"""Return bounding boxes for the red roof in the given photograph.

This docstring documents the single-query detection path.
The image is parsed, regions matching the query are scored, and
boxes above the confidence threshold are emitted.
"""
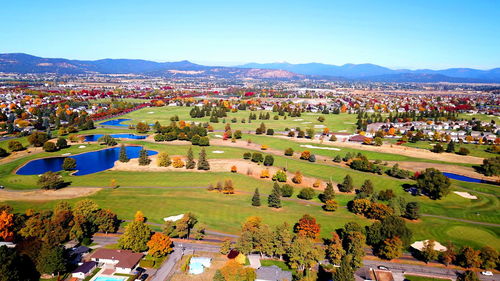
[349,135,370,142]
[89,248,143,269]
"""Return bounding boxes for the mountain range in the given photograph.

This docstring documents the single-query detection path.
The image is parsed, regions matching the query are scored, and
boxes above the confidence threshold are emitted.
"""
[1,53,499,83]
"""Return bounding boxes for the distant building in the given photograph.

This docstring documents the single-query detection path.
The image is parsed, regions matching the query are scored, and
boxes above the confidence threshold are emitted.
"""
[256,265,292,281]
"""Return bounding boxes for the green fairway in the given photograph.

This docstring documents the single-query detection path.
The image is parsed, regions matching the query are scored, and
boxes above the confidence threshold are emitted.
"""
[404,274,452,281]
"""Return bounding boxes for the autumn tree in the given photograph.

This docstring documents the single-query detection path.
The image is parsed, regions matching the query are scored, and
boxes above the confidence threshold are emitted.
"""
[219,259,256,281]
[220,239,232,255]
[326,232,345,265]
[176,212,198,239]
[416,168,451,199]
[157,152,171,167]
[135,210,145,222]
[378,236,403,260]
[0,210,14,241]
[458,271,480,281]
[292,171,303,184]
[294,214,320,239]
[28,131,48,147]
[479,246,498,270]
[223,179,235,194]
[421,240,439,263]
[118,220,152,252]
[287,235,325,273]
[147,232,173,257]
[457,246,482,268]
[37,171,65,190]
[439,241,456,266]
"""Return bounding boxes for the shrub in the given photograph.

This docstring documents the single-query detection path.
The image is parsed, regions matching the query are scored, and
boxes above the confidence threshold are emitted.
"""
[43,141,57,152]
[284,148,294,156]
[308,154,316,162]
[56,138,68,149]
[329,135,337,142]
[298,187,315,200]
[292,171,303,184]
[333,155,342,163]
[272,170,287,182]
[266,129,274,135]
[263,155,274,166]
[28,131,48,147]
[251,152,263,162]
[281,184,294,197]
[431,143,444,153]
[261,145,268,150]
[312,179,321,188]
[231,165,237,173]
[243,152,251,159]
[198,136,210,146]
[0,148,8,157]
[8,140,24,151]
[481,156,500,176]
[157,152,171,167]
[323,200,338,212]
[234,130,242,139]
[457,147,470,155]
[288,131,295,137]
[37,171,65,189]
[300,151,311,160]
[260,169,270,178]
[172,157,185,168]
[62,158,77,171]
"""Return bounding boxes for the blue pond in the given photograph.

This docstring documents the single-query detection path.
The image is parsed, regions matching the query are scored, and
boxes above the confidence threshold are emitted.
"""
[84,133,147,142]
[16,146,157,176]
[100,118,131,127]
[443,172,484,183]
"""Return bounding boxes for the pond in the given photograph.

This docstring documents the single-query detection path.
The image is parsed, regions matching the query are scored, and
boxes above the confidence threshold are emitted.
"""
[99,118,131,127]
[442,172,485,183]
[84,133,147,142]
[16,146,157,176]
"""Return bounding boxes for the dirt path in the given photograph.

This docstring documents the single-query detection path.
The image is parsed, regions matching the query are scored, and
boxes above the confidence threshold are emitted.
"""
[0,187,102,201]
[0,147,44,165]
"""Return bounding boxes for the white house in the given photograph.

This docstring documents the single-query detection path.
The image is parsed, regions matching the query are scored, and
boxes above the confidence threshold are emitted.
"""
[89,249,143,274]
[71,261,97,279]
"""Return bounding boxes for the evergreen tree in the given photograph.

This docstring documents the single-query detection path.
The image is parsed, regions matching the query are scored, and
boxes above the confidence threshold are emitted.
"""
[446,140,455,153]
[138,149,151,166]
[338,175,354,192]
[320,182,336,203]
[119,144,129,163]
[197,148,210,170]
[186,147,196,169]
[252,188,261,206]
[268,186,282,208]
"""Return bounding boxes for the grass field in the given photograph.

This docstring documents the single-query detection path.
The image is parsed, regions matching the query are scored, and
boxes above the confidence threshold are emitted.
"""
[391,140,498,159]
[98,106,359,133]
[404,274,452,281]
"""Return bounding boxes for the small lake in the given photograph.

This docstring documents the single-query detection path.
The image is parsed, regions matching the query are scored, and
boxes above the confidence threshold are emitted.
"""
[17,146,157,176]
[84,134,147,142]
[442,172,485,183]
[100,118,131,127]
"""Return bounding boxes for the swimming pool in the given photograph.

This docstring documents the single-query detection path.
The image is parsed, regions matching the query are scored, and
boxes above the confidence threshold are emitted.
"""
[93,276,127,281]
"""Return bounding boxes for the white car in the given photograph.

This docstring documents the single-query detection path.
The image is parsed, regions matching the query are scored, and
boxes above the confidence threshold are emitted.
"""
[481,271,493,276]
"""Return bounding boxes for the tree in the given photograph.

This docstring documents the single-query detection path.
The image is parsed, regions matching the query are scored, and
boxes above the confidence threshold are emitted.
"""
[176,212,198,239]
[147,232,173,257]
[251,188,261,206]
[219,259,256,281]
[481,156,500,176]
[334,255,355,281]
[404,202,420,220]
[136,122,150,133]
[28,131,48,147]
[333,154,342,162]
[458,271,480,281]
[272,170,287,182]
[323,200,338,212]
[8,140,24,152]
[287,235,325,272]
[94,209,119,233]
[440,241,456,266]
[197,148,210,170]
[298,188,315,200]
[281,184,294,197]
[348,199,372,214]
[284,147,294,156]
[251,152,263,163]
[98,135,117,146]
[119,144,129,163]
[43,141,57,152]
[138,149,151,165]
[320,182,335,203]
[0,148,8,157]
[220,239,232,255]
[457,147,470,155]
[338,175,354,192]
[223,179,235,194]
[292,171,303,184]
[294,214,320,239]
[421,240,439,263]
[359,179,374,195]
[213,269,226,281]
[36,244,66,276]
[446,140,455,153]
[378,236,403,260]
[56,137,68,149]
[0,210,14,241]
[185,147,196,169]
[263,155,274,166]
[267,186,282,208]
[118,220,152,252]
[157,152,171,167]
[326,233,345,265]
[479,246,498,269]
[135,210,145,222]
[0,245,39,281]
[431,143,444,153]
[416,168,451,199]
[62,157,77,171]
[272,222,293,260]
[374,137,383,146]
[37,172,65,190]
[458,246,482,268]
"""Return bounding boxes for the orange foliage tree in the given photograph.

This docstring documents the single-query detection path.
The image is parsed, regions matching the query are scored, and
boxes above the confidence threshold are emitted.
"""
[0,210,14,241]
[294,214,321,240]
[147,232,173,257]
[220,259,256,281]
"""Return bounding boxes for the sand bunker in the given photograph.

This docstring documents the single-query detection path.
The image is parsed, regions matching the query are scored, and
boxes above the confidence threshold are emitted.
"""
[300,144,341,151]
[214,135,223,138]
[0,187,101,201]
[293,119,304,121]
[454,191,478,199]
[301,122,312,124]
[78,145,86,148]
[148,112,155,114]
[212,151,224,154]
[314,125,326,128]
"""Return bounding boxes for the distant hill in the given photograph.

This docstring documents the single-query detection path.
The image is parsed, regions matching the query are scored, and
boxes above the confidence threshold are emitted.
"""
[238,62,500,82]
[0,53,499,82]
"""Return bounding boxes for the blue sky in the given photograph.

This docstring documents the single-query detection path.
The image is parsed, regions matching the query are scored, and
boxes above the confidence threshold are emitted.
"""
[1,0,499,69]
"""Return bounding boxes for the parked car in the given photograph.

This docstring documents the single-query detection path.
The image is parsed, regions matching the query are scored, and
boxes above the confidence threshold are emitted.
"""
[139,274,149,281]
[133,267,145,275]
[481,271,493,276]
[378,266,389,270]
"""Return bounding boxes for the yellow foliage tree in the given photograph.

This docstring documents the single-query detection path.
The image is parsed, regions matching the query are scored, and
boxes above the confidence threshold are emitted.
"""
[0,210,14,241]
[147,232,173,257]
[134,211,145,222]
[260,169,270,178]
[172,157,185,168]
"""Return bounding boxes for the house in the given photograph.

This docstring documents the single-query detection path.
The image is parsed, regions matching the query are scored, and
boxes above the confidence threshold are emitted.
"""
[349,134,370,143]
[71,261,97,279]
[256,265,292,281]
[89,249,143,274]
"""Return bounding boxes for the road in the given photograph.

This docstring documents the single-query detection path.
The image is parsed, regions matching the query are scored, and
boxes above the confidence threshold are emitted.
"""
[362,260,496,281]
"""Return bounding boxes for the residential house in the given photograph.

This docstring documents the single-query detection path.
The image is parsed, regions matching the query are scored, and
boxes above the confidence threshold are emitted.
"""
[256,265,293,281]
[89,248,143,274]
[71,261,97,279]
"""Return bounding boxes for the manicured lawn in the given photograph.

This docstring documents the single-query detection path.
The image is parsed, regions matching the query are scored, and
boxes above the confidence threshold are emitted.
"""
[404,274,451,281]
[396,140,497,159]
[260,259,293,272]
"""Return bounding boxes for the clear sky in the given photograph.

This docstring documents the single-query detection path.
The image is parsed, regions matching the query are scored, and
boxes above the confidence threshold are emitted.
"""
[1,0,499,69]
